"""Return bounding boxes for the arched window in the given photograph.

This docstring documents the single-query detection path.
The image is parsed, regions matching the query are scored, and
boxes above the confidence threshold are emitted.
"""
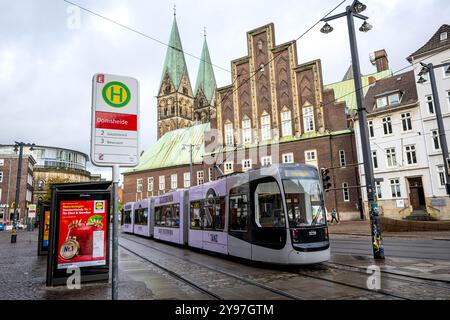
[281,110,292,137]
[165,85,171,95]
[183,87,188,95]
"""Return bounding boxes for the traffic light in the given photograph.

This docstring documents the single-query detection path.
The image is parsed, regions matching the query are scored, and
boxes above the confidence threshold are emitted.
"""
[321,168,332,192]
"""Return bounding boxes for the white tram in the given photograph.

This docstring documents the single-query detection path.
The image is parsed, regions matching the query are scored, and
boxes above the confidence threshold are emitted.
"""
[128,164,330,265]
[132,198,152,237]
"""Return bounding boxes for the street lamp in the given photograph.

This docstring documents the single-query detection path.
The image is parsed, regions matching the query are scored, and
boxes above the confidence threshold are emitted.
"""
[320,0,384,260]
[417,61,450,195]
[11,142,35,243]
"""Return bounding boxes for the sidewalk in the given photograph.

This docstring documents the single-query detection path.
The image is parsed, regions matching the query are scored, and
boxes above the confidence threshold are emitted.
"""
[329,220,450,240]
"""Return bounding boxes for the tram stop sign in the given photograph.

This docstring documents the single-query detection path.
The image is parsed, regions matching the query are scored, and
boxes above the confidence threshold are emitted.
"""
[91,74,139,167]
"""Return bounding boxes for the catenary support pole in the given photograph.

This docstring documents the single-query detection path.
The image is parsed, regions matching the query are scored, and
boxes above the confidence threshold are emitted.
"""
[346,7,384,259]
[112,164,120,300]
[11,143,23,244]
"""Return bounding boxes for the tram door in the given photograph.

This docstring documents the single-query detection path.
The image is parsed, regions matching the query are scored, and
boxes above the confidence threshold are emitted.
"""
[227,183,251,259]
[250,177,287,261]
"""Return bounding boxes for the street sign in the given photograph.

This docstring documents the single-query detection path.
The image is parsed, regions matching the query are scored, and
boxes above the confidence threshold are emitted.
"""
[91,74,139,167]
[28,204,37,219]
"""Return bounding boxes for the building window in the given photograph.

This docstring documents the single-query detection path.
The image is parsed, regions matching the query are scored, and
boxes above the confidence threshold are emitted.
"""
[438,166,446,186]
[372,150,378,169]
[261,156,272,167]
[224,162,233,174]
[401,112,412,131]
[242,118,252,144]
[426,95,434,114]
[382,117,393,135]
[445,65,450,78]
[0,159,4,166]
[303,106,315,132]
[447,91,450,107]
[26,190,32,202]
[242,159,252,171]
[224,122,234,146]
[197,171,204,185]
[0,171,3,182]
[37,180,45,190]
[405,145,417,165]
[432,130,440,150]
[27,174,33,186]
[208,167,213,182]
[390,179,401,198]
[159,176,165,191]
[368,121,374,138]
[376,96,388,108]
[376,181,382,199]
[183,172,191,188]
[171,174,177,189]
[282,153,294,164]
[137,178,143,193]
[342,183,350,202]
[386,148,397,167]
[281,110,292,137]
[148,177,154,192]
[305,150,318,168]
[339,150,346,167]
[388,94,400,105]
[441,32,448,41]
[261,115,271,140]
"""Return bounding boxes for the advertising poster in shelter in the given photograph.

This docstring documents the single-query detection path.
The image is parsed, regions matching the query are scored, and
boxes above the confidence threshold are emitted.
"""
[57,200,108,269]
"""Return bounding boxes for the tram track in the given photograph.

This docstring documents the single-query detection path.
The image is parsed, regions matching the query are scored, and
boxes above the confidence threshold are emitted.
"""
[120,235,304,300]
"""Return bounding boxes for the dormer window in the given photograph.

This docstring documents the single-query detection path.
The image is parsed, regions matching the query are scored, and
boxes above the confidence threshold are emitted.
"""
[440,32,448,41]
[376,97,388,108]
[388,93,400,105]
[376,92,401,108]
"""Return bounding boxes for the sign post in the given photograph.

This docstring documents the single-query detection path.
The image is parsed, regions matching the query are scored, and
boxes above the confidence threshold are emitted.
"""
[91,74,139,300]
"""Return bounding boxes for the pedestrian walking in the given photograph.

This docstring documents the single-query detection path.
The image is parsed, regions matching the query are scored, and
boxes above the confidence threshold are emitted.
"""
[330,208,339,224]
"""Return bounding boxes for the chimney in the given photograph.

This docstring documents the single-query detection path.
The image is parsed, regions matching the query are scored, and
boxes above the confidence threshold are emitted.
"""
[370,49,389,72]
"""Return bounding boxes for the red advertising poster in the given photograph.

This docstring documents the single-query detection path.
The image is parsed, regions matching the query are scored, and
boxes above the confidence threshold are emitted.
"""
[57,200,108,269]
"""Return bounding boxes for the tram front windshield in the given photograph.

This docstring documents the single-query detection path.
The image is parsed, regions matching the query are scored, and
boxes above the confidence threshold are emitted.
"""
[282,177,326,228]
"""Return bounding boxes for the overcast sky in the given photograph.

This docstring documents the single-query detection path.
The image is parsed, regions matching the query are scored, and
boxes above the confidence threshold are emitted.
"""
[1,0,449,181]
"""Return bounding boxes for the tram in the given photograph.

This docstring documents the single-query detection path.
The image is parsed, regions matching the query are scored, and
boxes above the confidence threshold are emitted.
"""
[128,164,330,265]
[133,198,152,237]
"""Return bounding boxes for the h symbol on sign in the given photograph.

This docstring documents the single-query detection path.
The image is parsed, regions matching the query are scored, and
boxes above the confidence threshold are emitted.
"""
[110,86,123,102]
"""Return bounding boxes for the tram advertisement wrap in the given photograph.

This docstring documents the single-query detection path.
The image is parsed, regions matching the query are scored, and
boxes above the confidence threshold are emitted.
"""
[57,200,108,269]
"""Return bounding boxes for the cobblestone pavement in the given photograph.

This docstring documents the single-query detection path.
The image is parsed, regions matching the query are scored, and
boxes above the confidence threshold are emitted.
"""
[1,229,450,300]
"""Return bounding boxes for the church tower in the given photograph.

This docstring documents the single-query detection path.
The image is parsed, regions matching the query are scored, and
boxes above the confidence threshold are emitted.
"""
[157,14,194,138]
[193,33,217,124]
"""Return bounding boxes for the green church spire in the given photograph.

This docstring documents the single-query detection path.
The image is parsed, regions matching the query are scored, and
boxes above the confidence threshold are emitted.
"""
[194,35,216,103]
[160,15,189,90]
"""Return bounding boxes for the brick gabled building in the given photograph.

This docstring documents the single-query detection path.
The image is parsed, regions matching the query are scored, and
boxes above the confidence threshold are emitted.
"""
[124,20,363,220]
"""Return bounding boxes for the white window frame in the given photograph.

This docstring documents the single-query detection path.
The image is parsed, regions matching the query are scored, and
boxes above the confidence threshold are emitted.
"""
[438,166,446,187]
[0,159,4,166]
[261,115,271,141]
[242,159,252,171]
[208,167,213,182]
[405,145,417,165]
[444,63,450,78]
[242,118,252,144]
[388,93,400,106]
[339,150,346,167]
[183,172,191,188]
[147,177,154,192]
[137,178,143,193]
[159,176,165,191]
[224,162,233,175]
[376,96,388,108]
[368,120,374,138]
[372,150,378,169]
[440,32,448,41]
[342,182,350,202]
[171,174,177,189]
[0,171,3,183]
[401,112,412,132]
[197,170,204,185]
[282,153,294,164]
[281,110,292,137]
[426,95,435,114]
[261,156,272,167]
[386,148,397,168]
[376,181,382,199]
[382,116,393,135]
[224,122,234,146]
[303,106,315,132]
[432,130,440,150]
[390,179,401,198]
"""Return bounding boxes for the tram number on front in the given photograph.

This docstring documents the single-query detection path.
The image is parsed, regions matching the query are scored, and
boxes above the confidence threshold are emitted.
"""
[210,234,218,243]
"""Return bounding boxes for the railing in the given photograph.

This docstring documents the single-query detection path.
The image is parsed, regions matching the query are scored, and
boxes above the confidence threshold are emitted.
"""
[34,159,86,171]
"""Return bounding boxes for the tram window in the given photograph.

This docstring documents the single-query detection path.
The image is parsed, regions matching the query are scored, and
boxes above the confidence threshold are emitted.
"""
[203,201,214,230]
[155,204,180,228]
[254,180,286,228]
[229,194,249,231]
[124,210,132,224]
[190,201,203,229]
[134,207,148,225]
[214,197,226,230]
